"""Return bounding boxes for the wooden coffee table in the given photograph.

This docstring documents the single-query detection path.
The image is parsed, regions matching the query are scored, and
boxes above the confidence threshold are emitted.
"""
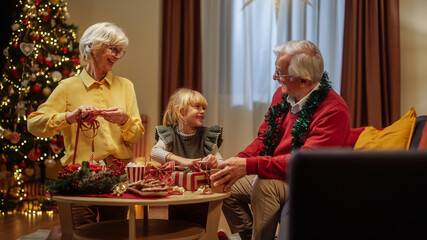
[53,191,230,240]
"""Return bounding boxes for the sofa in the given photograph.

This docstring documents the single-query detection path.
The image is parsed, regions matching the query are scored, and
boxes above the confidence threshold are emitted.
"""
[277,114,427,240]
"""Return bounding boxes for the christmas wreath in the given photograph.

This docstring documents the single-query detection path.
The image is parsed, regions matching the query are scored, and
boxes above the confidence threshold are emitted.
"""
[46,159,127,195]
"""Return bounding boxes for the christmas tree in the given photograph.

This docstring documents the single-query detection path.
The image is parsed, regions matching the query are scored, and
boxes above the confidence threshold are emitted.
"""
[0,0,81,209]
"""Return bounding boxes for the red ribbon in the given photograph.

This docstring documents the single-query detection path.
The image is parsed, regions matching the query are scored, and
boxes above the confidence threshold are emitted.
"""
[144,162,175,186]
[72,111,100,164]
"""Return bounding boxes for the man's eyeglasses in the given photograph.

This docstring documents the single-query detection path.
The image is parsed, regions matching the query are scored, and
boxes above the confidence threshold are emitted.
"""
[108,46,126,58]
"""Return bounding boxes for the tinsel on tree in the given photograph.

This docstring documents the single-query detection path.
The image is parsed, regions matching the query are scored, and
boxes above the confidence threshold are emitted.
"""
[0,0,81,189]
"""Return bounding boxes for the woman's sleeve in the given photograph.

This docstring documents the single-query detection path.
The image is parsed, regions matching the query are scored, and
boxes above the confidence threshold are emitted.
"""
[27,83,70,138]
[120,82,144,144]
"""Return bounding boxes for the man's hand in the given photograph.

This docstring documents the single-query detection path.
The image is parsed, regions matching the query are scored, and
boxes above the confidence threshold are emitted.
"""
[210,157,246,191]
[99,107,129,125]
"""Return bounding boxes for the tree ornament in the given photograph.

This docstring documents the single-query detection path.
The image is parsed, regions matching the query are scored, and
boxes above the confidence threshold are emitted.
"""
[30,73,36,81]
[42,86,52,97]
[25,167,35,176]
[44,157,56,168]
[0,125,4,138]
[11,23,20,31]
[16,100,27,116]
[59,36,68,44]
[30,63,40,72]
[3,129,12,139]
[49,135,64,153]
[0,154,7,164]
[32,83,42,93]
[62,68,69,76]
[3,48,9,57]
[51,71,62,82]
[62,47,68,54]
[12,164,19,171]
[20,56,27,63]
[9,132,20,144]
[19,42,34,56]
[28,148,41,161]
[8,86,15,95]
[20,161,27,168]
[36,54,45,63]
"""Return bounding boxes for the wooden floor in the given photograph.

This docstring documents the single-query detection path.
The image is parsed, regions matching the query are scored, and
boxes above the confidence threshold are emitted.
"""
[1,206,236,240]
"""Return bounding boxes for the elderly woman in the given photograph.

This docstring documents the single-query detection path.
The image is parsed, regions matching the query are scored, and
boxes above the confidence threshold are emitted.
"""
[27,22,144,238]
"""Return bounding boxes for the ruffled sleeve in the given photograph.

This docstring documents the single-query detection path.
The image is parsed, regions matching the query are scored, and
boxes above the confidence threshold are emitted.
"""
[155,126,175,150]
[203,125,223,155]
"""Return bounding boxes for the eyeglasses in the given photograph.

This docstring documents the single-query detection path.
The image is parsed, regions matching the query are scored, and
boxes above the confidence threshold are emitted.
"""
[108,46,126,58]
[274,71,294,79]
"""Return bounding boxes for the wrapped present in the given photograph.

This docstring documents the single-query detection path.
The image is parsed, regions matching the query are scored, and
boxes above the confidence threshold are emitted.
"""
[145,162,175,186]
[171,171,208,191]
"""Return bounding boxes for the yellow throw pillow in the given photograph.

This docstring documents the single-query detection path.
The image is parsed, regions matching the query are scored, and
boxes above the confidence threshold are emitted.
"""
[354,107,417,150]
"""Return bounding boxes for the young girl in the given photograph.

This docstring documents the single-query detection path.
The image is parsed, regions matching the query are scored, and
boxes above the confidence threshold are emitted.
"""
[150,88,223,226]
[151,88,223,169]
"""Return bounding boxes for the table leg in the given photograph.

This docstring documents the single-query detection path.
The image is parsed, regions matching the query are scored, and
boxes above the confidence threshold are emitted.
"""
[129,205,135,240]
[57,202,73,240]
[205,200,223,240]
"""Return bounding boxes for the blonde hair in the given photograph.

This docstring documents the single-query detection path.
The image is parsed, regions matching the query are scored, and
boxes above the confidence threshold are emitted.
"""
[162,88,208,130]
[273,40,324,84]
[79,22,129,61]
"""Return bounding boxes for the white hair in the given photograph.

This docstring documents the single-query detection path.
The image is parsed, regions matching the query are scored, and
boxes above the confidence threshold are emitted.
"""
[273,40,324,83]
[79,22,129,61]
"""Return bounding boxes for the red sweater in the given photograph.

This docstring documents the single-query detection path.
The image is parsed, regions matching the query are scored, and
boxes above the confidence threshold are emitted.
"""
[237,87,350,181]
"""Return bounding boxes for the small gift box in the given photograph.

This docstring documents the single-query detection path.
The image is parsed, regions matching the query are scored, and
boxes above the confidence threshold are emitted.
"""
[171,171,208,192]
[125,162,146,183]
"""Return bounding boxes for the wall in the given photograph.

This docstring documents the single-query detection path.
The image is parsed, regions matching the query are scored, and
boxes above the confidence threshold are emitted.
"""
[66,0,162,153]
[400,0,427,116]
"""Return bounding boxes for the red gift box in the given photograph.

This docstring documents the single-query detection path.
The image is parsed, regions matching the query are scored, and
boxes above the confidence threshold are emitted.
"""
[171,171,208,191]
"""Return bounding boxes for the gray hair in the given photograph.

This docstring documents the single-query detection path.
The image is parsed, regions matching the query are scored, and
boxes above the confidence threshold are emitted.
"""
[79,22,129,61]
[273,40,324,83]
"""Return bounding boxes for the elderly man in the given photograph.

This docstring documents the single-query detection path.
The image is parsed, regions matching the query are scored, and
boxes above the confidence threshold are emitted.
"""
[211,40,350,240]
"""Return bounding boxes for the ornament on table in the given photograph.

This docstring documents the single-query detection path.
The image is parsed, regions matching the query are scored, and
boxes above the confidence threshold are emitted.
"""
[42,86,52,97]
[19,42,34,57]
[28,148,41,161]
[51,71,62,82]
[16,100,27,117]
[24,167,35,177]
[32,83,42,93]
[11,23,20,31]
[44,157,56,168]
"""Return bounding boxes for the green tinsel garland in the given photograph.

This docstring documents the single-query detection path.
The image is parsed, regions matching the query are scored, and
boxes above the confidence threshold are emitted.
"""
[261,72,331,156]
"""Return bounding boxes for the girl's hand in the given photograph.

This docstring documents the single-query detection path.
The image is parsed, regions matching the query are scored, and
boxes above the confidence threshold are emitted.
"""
[66,105,98,124]
[201,154,218,168]
[99,107,129,125]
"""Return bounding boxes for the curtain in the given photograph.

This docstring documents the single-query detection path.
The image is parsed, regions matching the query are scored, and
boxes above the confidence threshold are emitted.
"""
[161,0,202,117]
[341,0,401,128]
[201,0,345,158]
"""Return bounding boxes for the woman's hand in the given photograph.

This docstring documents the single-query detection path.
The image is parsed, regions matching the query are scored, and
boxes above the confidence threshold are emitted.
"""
[66,105,98,124]
[99,107,130,125]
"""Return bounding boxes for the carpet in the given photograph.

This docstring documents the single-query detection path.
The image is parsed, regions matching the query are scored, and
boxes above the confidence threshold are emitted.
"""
[16,229,50,240]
